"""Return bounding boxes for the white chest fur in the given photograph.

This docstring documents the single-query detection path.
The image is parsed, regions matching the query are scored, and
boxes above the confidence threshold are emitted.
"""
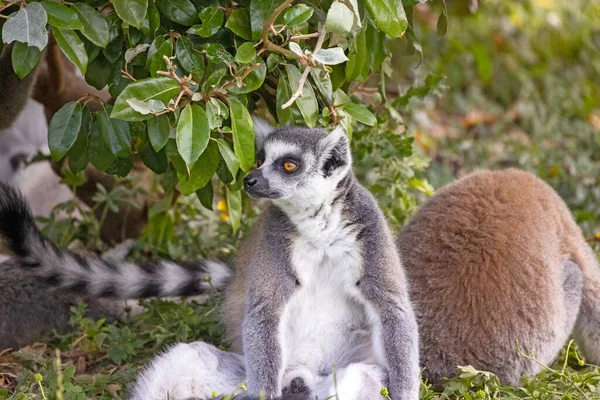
[278,203,376,387]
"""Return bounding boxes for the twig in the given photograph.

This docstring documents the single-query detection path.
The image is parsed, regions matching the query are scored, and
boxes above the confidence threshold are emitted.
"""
[281,66,311,109]
[121,69,136,81]
[261,0,304,62]
[281,25,326,109]
[75,93,106,105]
[290,32,319,41]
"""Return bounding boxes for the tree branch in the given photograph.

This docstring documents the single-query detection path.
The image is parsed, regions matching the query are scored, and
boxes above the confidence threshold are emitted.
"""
[281,25,326,110]
[261,0,305,62]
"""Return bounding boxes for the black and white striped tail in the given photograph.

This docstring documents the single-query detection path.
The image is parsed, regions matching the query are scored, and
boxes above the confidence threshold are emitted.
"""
[0,182,231,299]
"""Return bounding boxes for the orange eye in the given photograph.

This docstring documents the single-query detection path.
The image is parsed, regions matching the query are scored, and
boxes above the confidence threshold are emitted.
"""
[257,159,263,167]
[283,161,297,172]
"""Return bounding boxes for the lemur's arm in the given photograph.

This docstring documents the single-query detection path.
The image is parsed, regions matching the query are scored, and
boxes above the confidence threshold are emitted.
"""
[243,287,285,397]
[0,44,39,130]
[360,236,420,400]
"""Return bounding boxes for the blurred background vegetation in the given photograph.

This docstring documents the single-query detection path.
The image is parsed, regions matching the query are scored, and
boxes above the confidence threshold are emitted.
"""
[1,0,599,398]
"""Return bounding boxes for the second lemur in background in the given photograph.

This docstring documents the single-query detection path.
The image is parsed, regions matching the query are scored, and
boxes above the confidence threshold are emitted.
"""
[398,169,600,385]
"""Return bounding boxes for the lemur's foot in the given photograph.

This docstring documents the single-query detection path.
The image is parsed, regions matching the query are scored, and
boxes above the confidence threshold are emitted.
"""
[282,377,309,394]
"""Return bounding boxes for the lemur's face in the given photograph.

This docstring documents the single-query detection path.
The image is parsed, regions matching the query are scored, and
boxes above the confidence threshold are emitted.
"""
[243,120,351,207]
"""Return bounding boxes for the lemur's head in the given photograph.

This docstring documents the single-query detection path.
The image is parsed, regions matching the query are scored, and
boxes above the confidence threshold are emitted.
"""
[243,119,352,208]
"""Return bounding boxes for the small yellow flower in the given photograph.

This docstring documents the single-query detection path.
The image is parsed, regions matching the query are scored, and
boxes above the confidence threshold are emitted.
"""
[595,232,600,239]
[220,213,230,222]
[217,200,227,211]
[211,390,217,397]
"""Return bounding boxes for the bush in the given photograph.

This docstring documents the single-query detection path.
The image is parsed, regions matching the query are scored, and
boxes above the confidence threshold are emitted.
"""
[0,0,445,232]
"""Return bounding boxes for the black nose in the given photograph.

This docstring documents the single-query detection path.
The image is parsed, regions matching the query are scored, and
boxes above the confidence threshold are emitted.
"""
[244,177,258,187]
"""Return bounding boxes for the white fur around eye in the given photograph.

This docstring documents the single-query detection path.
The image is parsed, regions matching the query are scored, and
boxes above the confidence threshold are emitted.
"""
[264,141,301,163]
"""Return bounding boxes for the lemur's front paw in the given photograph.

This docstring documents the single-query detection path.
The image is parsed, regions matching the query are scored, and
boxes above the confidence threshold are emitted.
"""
[282,377,309,394]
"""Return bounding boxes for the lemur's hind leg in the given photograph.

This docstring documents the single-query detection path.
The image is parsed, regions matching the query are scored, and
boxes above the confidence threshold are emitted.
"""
[312,363,388,400]
[561,260,584,338]
[130,341,245,400]
[516,260,583,382]
[573,245,600,365]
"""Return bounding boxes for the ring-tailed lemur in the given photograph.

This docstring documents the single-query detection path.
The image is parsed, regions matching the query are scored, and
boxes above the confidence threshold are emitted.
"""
[0,182,231,349]
[130,122,420,400]
[398,169,600,385]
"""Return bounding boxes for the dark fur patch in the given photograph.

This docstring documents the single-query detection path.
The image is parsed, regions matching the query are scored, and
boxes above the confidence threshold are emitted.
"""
[72,253,91,270]
[68,280,89,295]
[178,280,201,297]
[45,273,62,286]
[322,140,348,177]
[138,282,162,298]
[98,282,118,297]
[0,182,36,257]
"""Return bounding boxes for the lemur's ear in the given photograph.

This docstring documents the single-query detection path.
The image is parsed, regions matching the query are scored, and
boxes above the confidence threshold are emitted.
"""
[252,116,276,150]
[319,126,351,177]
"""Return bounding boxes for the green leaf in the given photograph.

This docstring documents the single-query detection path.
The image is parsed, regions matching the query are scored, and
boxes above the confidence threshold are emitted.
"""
[88,122,116,171]
[226,187,242,233]
[127,99,167,114]
[175,36,204,77]
[342,102,377,126]
[145,36,165,70]
[195,181,213,210]
[325,2,354,35]
[217,139,240,178]
[41,1,82,29]
[283,4,313,27]
[187,6,223,38]
[234,42,256,64]
[48,102,83,161]
[309,67,333,104]
[2,3,48,50]
[229,97,255,172]
[125,43,150,63]
[161,163,178,192]
[141,1,160,36]
[150,40,172,77]
[97,104,132,157]
[155,0,199,26]
[202,43,233,65]
[177,140,219,195]
[52,27,88,74]
[139,143,168,174]
[206,97,228,130]
[85,54,112,90]
[68,105,91,173]
[113,0,148,29]
[103,37,123,63]
[437,0,448,38]
[229,57,266,94]
[285,64,318,127]
[147,114,171,152]
[276,74,296,125]
[72,3,109,47]
[345,27,367,82]
[201,68,227,93]
[11,42,41,79]
[249,0,284,41]
[365,0,408,38]
[105,154,134,177]
[111,77,180,121]
[176,104,210,166]
[225,8,252,40]
[313,48,348,65]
